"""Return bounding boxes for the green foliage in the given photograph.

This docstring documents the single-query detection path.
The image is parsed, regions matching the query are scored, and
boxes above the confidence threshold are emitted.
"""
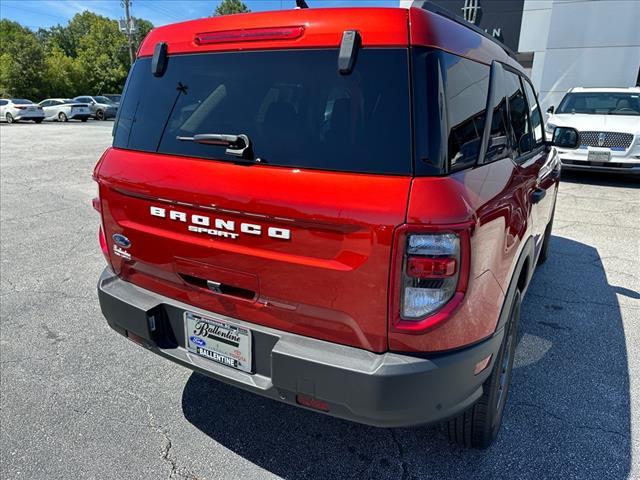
[0,13,154,100]
[214,0,251,16]
[0,20,47,99]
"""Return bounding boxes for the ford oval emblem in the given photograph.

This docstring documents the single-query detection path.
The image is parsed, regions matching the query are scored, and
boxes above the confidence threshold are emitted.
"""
[190,336,206,347]
[112,233,131,248]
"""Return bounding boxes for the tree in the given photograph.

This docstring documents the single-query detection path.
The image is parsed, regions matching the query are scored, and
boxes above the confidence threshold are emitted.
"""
[214,0,250,16]
[0,13,154,99]
[0,20,47,99]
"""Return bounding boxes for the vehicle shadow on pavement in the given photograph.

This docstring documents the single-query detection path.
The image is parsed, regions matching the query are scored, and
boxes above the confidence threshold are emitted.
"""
[561,170,640,188]
[182,236,631,479]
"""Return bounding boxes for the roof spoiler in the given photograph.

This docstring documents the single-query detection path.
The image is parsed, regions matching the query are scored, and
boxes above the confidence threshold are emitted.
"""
[411,0,518,61]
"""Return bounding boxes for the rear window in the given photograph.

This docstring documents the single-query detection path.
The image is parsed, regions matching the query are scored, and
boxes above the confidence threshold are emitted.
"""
[12,99,33,105]
[114,49,411,175]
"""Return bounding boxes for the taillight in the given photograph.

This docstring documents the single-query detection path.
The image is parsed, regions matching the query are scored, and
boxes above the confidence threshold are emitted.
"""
[14,106,26,110]
[390,226,471,333]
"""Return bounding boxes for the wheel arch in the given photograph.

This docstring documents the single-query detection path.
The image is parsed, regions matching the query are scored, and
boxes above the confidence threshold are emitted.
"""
[495,236,536,332]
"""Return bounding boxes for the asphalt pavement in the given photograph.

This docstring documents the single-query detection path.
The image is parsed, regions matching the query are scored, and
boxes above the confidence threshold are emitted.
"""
[1,121,639,479]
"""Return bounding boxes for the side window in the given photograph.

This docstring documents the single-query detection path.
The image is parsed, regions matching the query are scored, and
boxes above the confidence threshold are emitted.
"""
[440,53,490,172]
[504,71,532,156]
[522,80,544,146]
[483,66,512,164]
[0,100,7,106]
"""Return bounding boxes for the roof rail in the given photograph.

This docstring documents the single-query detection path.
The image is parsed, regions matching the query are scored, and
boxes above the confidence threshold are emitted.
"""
[411,0,518,61]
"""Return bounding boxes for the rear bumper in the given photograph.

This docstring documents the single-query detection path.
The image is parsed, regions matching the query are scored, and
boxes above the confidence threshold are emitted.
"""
[98,268,503,428]
[15,113,44,120]
[69,113,91,120]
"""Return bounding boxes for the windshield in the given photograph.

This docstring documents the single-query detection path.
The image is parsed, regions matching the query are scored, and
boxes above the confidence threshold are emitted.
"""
[13,99,33,105]
[95,96,113,104]
[556,92,640,116]
[113,49,411,175]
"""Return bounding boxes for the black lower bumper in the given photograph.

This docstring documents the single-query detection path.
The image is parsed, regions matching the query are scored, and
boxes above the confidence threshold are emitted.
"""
[561,158,640,174]
[98,268,504,428]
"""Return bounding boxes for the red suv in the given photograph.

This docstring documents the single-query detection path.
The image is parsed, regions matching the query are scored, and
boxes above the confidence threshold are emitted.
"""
[94,2,578,448]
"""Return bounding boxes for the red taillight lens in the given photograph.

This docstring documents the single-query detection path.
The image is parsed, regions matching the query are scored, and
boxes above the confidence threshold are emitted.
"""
[406,257,456,278]
[389,226,471,333]
[14,106,27,110]
[195,26,304,45]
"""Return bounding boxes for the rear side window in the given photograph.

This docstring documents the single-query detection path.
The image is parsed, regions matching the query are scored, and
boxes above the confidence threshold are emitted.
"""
[522,80,544,145]
[441,54,490,172]
[114,49,411,175]
[485,73,512,164]
[504,71,532,156]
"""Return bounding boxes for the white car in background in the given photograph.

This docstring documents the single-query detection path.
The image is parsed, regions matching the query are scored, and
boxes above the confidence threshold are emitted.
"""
[39,98,91,122]
[0,99,45,123]
[546,87,640,175]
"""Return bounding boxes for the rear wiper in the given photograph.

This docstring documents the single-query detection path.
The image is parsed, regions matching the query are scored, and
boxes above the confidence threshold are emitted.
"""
[177,133,253,160]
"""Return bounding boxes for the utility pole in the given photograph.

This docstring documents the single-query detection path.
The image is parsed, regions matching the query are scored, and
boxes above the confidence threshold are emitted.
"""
[120,0,136,65]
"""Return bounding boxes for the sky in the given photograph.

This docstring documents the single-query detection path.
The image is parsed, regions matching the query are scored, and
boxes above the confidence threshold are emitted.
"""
[0,0,400,30]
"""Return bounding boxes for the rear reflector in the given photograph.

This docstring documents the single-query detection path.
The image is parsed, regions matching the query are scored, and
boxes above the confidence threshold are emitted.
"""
[195,26,305,45]
[474,354,493,375]
[296,394,330,412]
[126,331,146,347]
[406,257,456,278]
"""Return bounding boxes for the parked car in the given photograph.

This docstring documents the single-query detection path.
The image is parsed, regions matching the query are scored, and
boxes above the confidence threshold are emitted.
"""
[102,94,121,107]
[0,99,44,123]
[39,98,91,122]
[546,87,640,174]
[73,95,117,120]
[93,3,579,449]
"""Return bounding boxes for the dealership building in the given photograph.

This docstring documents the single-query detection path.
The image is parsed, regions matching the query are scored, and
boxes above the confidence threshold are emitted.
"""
[401,0,640,109]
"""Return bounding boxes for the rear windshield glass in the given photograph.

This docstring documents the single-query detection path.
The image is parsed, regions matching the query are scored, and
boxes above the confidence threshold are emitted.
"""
[13,99,33,105]
[114,49,411,175]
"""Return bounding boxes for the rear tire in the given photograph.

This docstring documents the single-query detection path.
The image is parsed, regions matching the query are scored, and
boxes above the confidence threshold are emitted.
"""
[445,290,522,449]
[58,112,68,122]
[6,113,14,124]
[96,109,105,121]
[81,118,88,122]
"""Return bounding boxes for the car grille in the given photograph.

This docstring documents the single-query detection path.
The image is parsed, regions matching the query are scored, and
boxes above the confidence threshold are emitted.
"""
[578,131,634,149]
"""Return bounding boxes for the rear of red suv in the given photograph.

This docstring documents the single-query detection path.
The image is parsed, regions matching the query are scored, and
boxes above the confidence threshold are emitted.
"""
[95,5,565,448]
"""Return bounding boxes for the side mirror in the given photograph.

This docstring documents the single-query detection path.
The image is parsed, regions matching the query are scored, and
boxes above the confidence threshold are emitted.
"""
[546,105,555,114]
[550,126,579,149]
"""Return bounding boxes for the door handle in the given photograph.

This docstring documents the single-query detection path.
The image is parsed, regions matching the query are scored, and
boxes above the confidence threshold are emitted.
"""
[531,188,546,204]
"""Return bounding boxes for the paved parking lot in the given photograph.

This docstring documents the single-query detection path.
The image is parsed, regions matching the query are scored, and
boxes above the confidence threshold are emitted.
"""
[1,122,639,479]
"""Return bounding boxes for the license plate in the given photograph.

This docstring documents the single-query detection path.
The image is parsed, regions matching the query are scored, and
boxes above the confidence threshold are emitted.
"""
[27,107,35,111]
[587,150,611,162]
[184,312,252,373]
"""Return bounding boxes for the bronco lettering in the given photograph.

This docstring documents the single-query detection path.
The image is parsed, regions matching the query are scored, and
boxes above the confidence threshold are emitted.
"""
[150,206,290,240]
